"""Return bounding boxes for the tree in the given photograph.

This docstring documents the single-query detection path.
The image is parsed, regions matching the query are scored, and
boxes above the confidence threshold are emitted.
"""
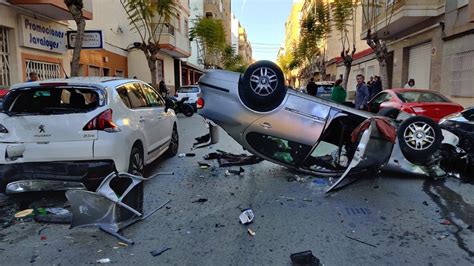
[189,17,226,69]
[221,46,247,73]
[65,0,85,77]
[362,0,395,90]
[299,1,331,80]
[331,0,358,89]
[121,0,177,88]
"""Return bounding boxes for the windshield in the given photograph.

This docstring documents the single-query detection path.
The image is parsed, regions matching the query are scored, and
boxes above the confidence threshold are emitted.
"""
[178,86,200,93]
[3,86,102,115]
[396,91,449,103]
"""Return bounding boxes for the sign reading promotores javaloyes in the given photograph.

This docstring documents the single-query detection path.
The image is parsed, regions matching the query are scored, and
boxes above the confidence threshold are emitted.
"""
[19,15,67,54]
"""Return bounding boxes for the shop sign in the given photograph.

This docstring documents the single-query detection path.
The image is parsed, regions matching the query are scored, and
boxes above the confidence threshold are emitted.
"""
[19,15,67,54]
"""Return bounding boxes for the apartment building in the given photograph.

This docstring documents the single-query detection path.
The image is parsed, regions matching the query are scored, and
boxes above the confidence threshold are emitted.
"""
[0,0,93,88]
[203,0,232,45]
[362,0,474,107]
[238,23,252,64]
[282,0,304,87]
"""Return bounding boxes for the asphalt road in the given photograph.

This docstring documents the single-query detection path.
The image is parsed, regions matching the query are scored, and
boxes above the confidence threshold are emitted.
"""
[0,114,473,265]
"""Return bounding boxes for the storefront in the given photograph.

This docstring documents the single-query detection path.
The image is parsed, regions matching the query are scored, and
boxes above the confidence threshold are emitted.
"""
[0,4,73,88]
[79,49,128,77]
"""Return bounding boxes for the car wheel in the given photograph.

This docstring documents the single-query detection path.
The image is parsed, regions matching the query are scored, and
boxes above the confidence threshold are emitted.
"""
[377,107,400,119]
[397,116,443,164]
[239,60,286,112]
[182,104,194,117]
[128,145,144,176]
[165,125,179,157]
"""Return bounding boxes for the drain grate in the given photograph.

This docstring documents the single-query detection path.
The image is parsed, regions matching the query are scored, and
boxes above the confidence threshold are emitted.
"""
[345,207,371,215]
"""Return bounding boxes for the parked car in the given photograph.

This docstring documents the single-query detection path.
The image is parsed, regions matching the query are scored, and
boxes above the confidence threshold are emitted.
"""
[368,88,464,122]
[439,107,474,181]
[176,85,201,111]
[196,61,470,192]
[0,77,178,194]
[314,81,335,99]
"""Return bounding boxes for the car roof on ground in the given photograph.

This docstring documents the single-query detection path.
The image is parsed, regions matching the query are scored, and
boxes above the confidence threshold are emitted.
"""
[10,77,140,89]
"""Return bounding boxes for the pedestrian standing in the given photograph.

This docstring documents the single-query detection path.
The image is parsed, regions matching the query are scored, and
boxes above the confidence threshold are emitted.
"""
[370,75,383,99]
[159,80,168,97]
[354,74,370,111]
[27,72,39,82]
[330,79,347,104]
[404,79,415,88]
[306,77,317,96]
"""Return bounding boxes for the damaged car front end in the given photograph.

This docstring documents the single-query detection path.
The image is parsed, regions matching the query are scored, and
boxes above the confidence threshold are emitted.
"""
[196,60,471,191]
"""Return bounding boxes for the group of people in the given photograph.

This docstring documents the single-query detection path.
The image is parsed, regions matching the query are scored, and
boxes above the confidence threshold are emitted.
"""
[304,74,417,111]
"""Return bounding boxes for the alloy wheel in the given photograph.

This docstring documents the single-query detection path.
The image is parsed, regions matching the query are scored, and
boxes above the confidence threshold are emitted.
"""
[249,67,278,96]
[403,121,436,150]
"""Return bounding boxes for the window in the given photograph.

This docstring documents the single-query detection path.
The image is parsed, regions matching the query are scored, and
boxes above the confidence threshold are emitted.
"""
[88,65,100,76]
[156,59,164,82]
[141,83,165,107]
[5,86,99,114]
[396,91,449,103]
[116,83,148,109]
[177,13,181,32]
[115,70,124,77]
[184,19,189,37]
[0,27,10,88]
[178,86,200,93]
[450,50,474,97]
[246,132,312,166]
[103,68,110,77]
[26,60,61,80]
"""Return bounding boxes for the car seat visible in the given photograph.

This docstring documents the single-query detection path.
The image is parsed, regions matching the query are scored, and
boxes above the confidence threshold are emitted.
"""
[69,93,85,108]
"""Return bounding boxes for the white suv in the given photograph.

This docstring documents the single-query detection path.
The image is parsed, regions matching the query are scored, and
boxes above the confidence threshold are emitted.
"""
[0,77,178,194]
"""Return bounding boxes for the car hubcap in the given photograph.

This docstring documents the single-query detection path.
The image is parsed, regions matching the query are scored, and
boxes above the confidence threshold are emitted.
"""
[250,67,278,96]
[132,152,144,176]
[403,122,435,150]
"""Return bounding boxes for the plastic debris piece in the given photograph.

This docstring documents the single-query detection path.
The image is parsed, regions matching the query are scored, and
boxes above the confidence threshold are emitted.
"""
[422,201,429,206]
[440,220,451,225]
[239,209,254,224]
[45,208,70,216]
[150,247,171,257]
[303,198,312,202]
[118,242,128,247]
[247,228,256,236]
[225,167,245,176]
[186,153,196,157]
[192,198,208,203]
[178,153,186,158]
[40,235,47,241]
[96,258,111,264]
[14,209,34,218]
[290,250,320,266]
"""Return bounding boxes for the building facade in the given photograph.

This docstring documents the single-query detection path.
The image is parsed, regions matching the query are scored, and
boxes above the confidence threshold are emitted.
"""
[238,22,252,64]
[362,0,474,107]
[203,0,232,45]
[231,13,239,55]
[0,0,93,88]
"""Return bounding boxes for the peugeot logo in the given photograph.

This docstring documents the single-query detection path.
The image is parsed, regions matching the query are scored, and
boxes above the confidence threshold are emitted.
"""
[39,125,45,133]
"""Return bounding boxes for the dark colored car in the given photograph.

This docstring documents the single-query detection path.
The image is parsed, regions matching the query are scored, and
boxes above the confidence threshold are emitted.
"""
[368,89,464,122]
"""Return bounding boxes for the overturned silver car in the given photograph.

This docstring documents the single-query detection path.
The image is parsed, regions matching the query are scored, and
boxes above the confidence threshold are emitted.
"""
[196,61,469,192]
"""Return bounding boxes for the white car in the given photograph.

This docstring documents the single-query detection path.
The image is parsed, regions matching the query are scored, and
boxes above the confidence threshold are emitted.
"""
[176,85,201,110]
[0,77,178,194]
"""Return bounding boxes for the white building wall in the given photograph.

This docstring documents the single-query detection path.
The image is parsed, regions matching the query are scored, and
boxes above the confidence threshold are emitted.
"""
[188,0,204,68]
[128,50,175,88]
[337,57,379,99]
[231,13,239,55]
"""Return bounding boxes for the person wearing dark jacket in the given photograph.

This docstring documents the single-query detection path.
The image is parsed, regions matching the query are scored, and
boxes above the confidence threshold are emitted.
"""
[354,74,370,110]
[159,80,168,97]
[370,75,383,99]
[330,79,346,104]
[306,78,317,96]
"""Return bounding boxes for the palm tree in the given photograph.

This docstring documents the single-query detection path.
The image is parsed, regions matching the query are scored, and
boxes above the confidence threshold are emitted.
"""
[121,0,177,88]
[64,0,85,77]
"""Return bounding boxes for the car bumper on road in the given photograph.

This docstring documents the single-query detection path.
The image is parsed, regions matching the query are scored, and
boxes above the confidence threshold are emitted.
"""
[0,160,115,194]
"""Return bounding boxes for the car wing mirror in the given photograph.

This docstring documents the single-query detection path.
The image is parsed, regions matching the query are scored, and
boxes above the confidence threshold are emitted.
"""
[192,120,220,150]
[165,98,173,112]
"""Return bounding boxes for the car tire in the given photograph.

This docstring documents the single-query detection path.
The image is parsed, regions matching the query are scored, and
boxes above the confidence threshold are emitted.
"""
[182,104,194,117]
[377,107,400,119]
[128,145,144,176]
[239,60,286,112]
[165,125,179,158]
[397,116,443,164]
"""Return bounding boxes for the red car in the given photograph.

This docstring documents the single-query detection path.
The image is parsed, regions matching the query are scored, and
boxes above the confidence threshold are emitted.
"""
[368,88,464,122]
[0,89,8,98]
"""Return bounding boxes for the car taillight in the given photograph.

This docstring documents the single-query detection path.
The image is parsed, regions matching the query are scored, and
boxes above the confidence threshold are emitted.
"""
[401,106,415,114]
[0,124,8,133]
[197,97,204,109]
[83,109,120,132]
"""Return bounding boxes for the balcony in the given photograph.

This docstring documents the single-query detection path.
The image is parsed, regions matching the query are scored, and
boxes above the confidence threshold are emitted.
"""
[8,0,93,20]
[362,0,444,39]
[158,25,191,58]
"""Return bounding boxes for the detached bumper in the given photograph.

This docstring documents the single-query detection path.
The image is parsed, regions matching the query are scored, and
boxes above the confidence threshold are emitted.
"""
[0,160,115,194]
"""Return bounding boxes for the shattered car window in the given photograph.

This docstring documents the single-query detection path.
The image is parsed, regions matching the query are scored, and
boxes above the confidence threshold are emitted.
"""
[246,132,311,165]
[461,108,474,121]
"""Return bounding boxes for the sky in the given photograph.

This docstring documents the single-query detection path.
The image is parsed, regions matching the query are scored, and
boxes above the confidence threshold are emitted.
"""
[231,0,294,62]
